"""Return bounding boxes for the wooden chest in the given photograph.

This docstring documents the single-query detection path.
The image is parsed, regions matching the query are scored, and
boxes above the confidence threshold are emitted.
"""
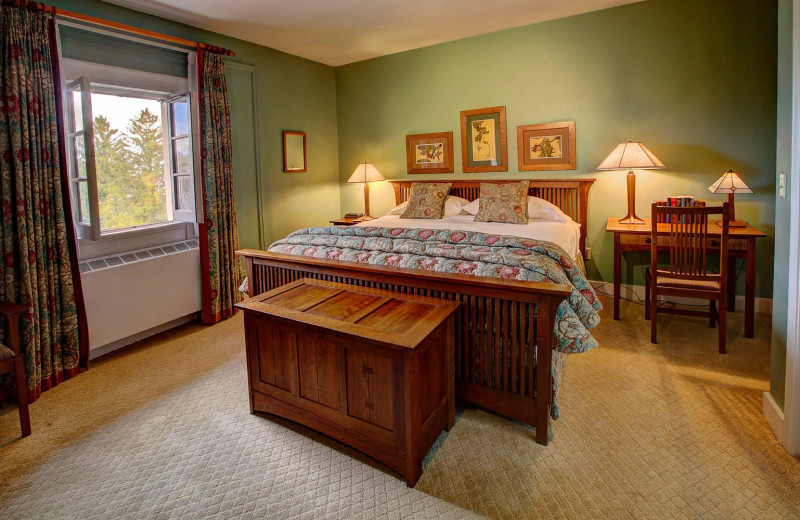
[236,278,460,486]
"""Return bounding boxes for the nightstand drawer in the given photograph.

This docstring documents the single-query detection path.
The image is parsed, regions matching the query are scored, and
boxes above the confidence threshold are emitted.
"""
[619,234,746,250]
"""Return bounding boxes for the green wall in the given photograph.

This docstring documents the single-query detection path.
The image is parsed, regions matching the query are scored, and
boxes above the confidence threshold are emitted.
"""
[772,0,793,410]
[50,0,341,249]
[335,0,778,298]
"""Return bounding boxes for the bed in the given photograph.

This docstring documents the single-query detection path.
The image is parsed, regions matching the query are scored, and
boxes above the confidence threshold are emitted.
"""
[237,179,597,445]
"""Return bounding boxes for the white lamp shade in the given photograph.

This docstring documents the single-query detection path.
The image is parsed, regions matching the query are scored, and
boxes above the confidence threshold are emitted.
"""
[347,162,385,183]
[708,169,753,194]
[597,141,666,170]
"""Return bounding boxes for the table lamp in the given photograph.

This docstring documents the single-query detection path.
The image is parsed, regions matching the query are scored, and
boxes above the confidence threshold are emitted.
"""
[708,169,752,227]
[347,162,385,221]
[597,141,666,225]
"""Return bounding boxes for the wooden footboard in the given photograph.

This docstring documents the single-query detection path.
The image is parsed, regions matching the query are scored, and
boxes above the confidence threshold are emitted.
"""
[237,249,571,445]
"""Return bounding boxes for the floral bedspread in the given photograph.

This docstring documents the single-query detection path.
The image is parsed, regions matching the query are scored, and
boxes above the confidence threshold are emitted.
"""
[268,225,602,354]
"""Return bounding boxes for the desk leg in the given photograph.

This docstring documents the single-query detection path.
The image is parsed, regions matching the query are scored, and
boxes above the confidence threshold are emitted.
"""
[727,256,736,313]
[613,233,621,321]
[745,238,755,338]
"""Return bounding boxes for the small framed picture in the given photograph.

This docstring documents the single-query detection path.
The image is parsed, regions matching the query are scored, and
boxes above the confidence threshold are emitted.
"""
[460,106,508,173]
[517,121,576,171]
[405,132,454,174]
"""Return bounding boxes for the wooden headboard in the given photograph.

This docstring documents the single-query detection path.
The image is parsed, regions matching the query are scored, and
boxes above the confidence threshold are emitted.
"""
[390,179,596,258]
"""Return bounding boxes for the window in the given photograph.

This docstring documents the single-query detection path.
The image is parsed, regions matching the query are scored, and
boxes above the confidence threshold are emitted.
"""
[57,23,200,251]
[65,77,196,240]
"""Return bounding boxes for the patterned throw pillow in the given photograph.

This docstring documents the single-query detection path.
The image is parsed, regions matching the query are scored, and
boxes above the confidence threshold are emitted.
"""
[400,183,452,219]
[473,181,529,224]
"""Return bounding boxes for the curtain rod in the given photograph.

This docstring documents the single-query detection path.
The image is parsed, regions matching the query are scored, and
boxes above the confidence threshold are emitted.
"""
[2,0,236,56]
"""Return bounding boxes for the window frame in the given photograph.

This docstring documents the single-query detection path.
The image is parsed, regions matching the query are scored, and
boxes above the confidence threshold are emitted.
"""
[163,93,196,224]
[57,58,201,259]
[65,77,101,241]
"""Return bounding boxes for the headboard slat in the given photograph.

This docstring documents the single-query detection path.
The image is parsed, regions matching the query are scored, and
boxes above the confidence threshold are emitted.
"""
[390,179,596,260]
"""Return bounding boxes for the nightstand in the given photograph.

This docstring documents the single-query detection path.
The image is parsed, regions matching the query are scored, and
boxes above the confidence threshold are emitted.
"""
[330,217,359,226]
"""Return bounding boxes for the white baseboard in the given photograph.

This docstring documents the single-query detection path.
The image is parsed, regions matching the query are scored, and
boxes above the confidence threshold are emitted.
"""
[763,391,786,445]
[89,313,199,360]
[590,280,772,315]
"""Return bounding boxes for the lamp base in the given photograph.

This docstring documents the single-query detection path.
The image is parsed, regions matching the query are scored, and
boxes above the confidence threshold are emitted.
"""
[618,171,645,225]
[353,215,375,223]
[716,220,747,228]
[618,215,646,225]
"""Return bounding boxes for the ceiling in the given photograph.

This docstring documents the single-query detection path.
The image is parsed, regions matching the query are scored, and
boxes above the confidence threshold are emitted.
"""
[102,0,642,67]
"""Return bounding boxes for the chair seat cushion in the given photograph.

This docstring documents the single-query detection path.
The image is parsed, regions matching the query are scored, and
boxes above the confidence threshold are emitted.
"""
[0,343,14,362]
[656,274,721,290]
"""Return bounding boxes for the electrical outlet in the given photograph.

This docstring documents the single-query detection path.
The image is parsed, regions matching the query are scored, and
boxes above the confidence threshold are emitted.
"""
[585,247,592,260]
[779,173,787,199]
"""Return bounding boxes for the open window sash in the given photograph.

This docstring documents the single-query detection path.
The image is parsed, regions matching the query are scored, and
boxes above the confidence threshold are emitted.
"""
[163,93,196,223]
[65,77,101,240]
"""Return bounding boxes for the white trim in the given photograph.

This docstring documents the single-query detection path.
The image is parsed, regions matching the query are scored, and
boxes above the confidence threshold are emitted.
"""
[782,0,800,457]
[590,281,773,314]
[77,221,196,261]
[61,58,188,97]
[763,391,786,445]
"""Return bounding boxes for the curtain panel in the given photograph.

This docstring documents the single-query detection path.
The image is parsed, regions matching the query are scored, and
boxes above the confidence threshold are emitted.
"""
[0,6,88,401]
[197,49,241,324]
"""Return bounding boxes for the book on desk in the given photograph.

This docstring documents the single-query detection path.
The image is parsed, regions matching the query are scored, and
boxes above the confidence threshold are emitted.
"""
[653,196,706,223]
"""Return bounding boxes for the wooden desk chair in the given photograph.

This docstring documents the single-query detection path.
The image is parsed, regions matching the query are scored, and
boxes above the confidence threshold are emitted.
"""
[645,202,730,353]
[0,302,31,437]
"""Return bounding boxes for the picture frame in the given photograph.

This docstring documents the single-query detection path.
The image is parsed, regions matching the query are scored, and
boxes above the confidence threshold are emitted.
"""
[405,131,454,174]
[460,106,507,173]
[516,121,576,171]
[283,130,307,172]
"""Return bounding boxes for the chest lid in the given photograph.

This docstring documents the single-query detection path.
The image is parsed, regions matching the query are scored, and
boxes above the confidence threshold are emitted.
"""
[236,278,459,349]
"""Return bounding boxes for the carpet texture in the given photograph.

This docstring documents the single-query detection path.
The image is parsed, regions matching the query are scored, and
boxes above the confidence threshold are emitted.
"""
[0,296,798,519]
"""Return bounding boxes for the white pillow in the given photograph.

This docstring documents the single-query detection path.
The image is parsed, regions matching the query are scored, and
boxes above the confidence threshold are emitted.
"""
[462,196,569,223]
[386,196,470,217]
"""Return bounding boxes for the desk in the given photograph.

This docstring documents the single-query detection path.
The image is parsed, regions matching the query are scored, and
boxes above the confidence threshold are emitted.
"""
[606,218,766,338]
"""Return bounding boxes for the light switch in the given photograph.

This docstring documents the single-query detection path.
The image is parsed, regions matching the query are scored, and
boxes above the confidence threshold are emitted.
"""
[779,173,787,198]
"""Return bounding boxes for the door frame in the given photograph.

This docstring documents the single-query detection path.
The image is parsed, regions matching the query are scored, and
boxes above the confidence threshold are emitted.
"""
[783,0,800,456]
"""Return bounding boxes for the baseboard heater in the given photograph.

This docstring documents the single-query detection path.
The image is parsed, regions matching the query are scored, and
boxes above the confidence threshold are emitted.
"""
[80,240,203,358]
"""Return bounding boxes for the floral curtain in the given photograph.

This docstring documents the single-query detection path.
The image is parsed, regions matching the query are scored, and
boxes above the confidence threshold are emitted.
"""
[197,49,241,324]
[0,5,88,402]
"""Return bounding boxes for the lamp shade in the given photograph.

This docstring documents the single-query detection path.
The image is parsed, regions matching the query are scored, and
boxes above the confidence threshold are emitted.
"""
[597,141,666,170]
[708,169,753,194]
[347,162,385,183]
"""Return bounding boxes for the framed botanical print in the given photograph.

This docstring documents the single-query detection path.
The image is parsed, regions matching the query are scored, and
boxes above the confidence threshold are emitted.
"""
[460,106,507,173]
[405,131,454,174]
[517,121,576,171]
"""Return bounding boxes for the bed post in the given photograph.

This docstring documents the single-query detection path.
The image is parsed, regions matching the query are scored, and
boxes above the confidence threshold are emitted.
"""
[242,254,255,297]
[535,297,555,445]
[578,181,592,259]
[391,182,403,205]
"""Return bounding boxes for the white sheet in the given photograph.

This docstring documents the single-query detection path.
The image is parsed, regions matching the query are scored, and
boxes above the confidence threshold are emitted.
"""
[355,214,582,260]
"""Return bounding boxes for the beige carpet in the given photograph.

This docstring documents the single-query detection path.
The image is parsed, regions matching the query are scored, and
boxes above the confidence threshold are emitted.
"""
[1,296,798,519]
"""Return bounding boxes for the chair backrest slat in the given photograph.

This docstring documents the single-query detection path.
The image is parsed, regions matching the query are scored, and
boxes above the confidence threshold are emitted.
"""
[651,203,730,280]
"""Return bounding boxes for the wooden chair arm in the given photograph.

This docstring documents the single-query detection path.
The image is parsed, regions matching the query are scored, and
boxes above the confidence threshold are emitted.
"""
[0,302,29,318]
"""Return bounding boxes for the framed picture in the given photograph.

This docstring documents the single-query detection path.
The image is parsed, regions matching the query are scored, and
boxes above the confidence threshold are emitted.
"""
[460,106,507,173]
[517,121,576,171]
[405,131,454,174]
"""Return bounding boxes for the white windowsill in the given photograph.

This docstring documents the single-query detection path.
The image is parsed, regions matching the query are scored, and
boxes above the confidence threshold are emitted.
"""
[78,221,198,261]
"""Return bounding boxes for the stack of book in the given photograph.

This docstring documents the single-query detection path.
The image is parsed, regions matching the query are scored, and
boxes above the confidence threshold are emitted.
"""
[653,196,706,223]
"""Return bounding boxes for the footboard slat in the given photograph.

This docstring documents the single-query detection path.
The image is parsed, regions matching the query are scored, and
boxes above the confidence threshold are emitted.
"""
[527,304,536,400]
[240,251,569,445]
